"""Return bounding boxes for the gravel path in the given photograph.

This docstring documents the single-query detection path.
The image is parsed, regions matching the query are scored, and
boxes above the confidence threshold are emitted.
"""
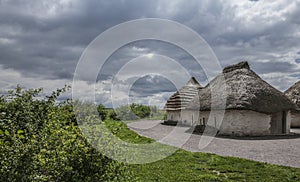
[128,120,300,168]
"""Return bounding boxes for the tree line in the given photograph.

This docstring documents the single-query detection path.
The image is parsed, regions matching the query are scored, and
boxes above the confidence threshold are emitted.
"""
[97,103,165,121]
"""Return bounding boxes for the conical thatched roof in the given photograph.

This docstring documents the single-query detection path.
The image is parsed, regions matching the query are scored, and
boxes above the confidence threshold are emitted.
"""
[285,81,300,108]
[186,61,296,114]
[164,77,202,111]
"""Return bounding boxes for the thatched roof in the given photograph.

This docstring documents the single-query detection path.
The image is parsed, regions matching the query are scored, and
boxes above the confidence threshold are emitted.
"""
[164,77,202,111]
[285,81,300,109]
[186,61,296,114]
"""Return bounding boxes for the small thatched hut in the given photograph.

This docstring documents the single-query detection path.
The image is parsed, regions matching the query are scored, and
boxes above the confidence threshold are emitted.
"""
[164,77,202,124]
[285,81,300,128]
[182,61,295,136]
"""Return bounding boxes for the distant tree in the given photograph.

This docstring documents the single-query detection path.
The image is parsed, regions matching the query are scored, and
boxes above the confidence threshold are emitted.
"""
[113,103,160,121]
[97,104,107,121]
[130,103,151,118]
[115,105,138,121]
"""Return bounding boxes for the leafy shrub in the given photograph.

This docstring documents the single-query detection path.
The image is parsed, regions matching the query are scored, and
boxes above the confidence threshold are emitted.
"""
[107,109,121,121]
[130,103,151,119]
[97,104,107,121]
[114,103,153,121]
[0,86,131,181]
[115,105,139,121]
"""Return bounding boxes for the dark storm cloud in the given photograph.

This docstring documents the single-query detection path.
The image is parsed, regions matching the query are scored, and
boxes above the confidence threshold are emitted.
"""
[0,0,160,80]
[97,40,206,84]
[1,0,299,80]
[1,0,300,106]
[129,75,177,97]
[172,1,300,76]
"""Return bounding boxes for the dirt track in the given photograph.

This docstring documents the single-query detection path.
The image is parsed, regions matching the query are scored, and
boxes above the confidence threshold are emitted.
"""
[128,120,300,168]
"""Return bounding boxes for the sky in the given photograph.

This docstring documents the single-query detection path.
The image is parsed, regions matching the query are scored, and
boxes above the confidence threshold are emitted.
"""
[0,0,300,108]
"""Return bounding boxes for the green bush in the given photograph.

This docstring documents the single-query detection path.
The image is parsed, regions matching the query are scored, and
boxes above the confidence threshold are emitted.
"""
[115,105,138,121]
[0,86,131,181]
[107,109,121,121]
[97,104,107,121]
[130,103,151,119]
[114,103,152,121]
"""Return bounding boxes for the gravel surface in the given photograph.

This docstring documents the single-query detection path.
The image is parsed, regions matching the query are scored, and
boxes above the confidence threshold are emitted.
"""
[128,120,300,168]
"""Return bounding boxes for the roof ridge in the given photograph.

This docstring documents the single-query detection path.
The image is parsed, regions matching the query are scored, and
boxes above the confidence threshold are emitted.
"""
[223,61,250,73]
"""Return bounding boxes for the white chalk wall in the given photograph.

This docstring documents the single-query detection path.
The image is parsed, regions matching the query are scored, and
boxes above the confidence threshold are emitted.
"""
[291,112,300,128]
[220,110,271,136]
[181,110,272,136]
[166,111,181,121]
[180,110,199,126]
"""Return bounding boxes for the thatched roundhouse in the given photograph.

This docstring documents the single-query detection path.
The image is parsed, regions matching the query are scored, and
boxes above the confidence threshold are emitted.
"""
[164,77,202,123]
[168,61,295,136]
[285,81,300,128]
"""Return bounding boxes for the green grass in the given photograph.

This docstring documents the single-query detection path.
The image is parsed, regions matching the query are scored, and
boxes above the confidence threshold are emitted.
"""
[105,119,154,144]
[105,120,300,181]
[121,114,166,124]
[123,117,164,124]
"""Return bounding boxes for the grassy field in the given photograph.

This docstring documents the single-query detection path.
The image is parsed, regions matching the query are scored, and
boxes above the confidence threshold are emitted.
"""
[105,120,300,181]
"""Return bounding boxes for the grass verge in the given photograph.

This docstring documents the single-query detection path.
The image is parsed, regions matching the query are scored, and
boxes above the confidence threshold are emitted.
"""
[105,120,300,181]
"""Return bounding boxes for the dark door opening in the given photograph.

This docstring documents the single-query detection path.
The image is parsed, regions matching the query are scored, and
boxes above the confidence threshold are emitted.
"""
[282,111,287,134]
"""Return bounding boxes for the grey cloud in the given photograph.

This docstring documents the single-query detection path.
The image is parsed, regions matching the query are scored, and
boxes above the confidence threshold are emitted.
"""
[0,0,161,80]
[251,61,297,74]
[98,40,205,84]
[1,0,300,108]
[129,75,177,97]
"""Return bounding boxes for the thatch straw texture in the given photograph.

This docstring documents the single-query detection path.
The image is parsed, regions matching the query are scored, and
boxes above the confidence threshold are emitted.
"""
[285,81,300,109]
[186,61,295,114]
[164,77,202,111]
